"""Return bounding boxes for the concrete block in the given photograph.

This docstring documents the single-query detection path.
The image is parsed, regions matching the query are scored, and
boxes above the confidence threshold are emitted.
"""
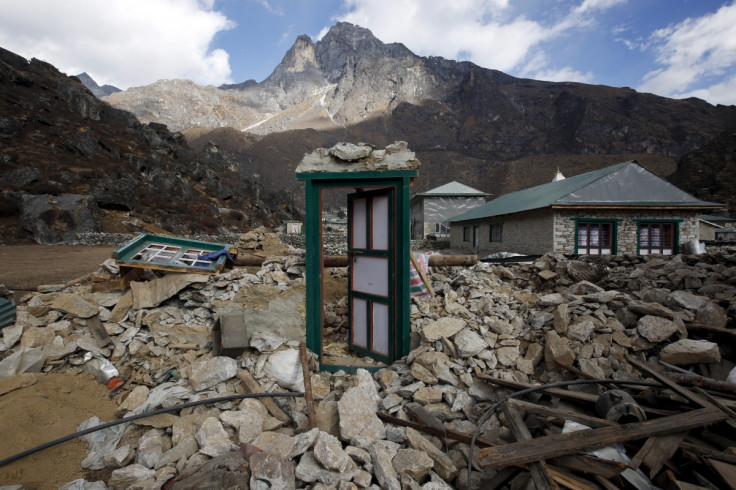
[212,314,248,358]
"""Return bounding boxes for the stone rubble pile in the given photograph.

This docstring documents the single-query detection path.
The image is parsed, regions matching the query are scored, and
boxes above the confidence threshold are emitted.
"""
[2,231,735,489]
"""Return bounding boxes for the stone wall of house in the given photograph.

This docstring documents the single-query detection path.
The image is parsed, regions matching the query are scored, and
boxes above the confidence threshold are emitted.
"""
[450,209,554,255]
[553,209,701,254]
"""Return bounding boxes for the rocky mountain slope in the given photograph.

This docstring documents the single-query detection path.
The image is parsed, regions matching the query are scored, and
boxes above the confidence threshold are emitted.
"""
[0,48,300,244]
[103,23,736,212]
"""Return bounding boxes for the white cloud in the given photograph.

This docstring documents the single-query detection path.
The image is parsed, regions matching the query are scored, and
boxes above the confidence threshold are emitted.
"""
[638,2,736,105]
[0,0,235,89]
[336,0,623,76]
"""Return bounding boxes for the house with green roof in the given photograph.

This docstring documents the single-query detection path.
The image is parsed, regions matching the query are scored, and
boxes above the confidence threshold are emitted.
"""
[410,181,490,239]
[448,161,723,256]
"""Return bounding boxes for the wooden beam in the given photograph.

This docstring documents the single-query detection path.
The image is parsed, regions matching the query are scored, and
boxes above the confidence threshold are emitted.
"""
[630,433,686,478]
[235,370,291,423]
[627,357,714,409]
[508,398,617,429]
[479,408,727,471]
[502,401,559,489]
[376,411,498,447]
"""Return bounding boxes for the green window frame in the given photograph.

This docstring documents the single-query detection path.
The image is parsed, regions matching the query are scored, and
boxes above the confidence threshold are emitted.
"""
[636,220,680,255]
[574,219,619,255]
[463,226,469,242]
[489,223,503,242]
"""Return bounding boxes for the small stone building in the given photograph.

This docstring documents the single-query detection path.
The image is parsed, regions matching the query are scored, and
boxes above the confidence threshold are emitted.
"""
[448,161,723,255]
[410,181,489,239]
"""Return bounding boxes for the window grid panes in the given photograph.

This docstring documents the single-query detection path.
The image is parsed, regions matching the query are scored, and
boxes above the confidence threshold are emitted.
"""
[639,223,674,255]
[577,222,613,255]
[489,224,502,243]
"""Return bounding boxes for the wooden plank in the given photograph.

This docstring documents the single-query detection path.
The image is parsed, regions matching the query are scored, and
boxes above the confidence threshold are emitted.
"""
[85,315,112,347]
[706,459,736,490]
[508,398,617,429]
[629,433,686,478]
[681,441,736,465]
[479,408,727,471]
[409,251,435,297]
[299,342,317,429]
[236,370,291,423]
[377,411,498,447]
[547,467,595,490]
[502,401,559,489]
[627,357,714,409]
[549,455,627,479]
[91,281,123,293]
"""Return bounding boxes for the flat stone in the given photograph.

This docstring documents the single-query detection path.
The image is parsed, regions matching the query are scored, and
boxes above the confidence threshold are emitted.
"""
[295,451,356,486]
[51,294,98,318]
[666,290,709,311]
[155,436,199,469]
[496,345,520,367]
[108,464,155,489]
[410,363,437,385]
[252,431,295,458]
[314,431,351,472]
[370,440,401,490]
[287,427,319,460]
[188,356,238,391]
[452,329,488,358]
[696,302,728,328]
[118,385,149,414]
[19,326,55,348]
[637,315,678,343]
[250,452,296,490]
[413,387,443,404]
[405,428,458,482]
[421,317,466,342]
[628,300,676,320]
[544,330,575,370]
[660,339,721,365]
[136,428,164,468]
[567,320,595,342]
[108,290,133,323]
[539,293,565,306]
[338,370,385,442]
[195,417,237,457]
[316,400,340,437]
[250,331,286,352]
[131,273,209,309]
[103,444,135,469]
[220,409,264,444]
[392,448,434,482]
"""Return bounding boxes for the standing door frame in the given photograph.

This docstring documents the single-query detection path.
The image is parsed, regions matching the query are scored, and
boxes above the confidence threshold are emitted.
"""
[296,170,416,373]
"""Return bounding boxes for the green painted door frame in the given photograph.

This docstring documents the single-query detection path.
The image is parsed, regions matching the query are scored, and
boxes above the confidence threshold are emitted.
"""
[297,170,416,372]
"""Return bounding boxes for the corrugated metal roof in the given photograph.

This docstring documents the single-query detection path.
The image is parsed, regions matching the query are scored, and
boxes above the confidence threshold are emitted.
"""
[0,298,16,330]
[450,161,722,222]
[415,181,490,197]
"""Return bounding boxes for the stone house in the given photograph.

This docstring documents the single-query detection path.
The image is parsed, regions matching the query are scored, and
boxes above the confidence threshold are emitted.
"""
[410,181,490,239]
[448,161,723,255]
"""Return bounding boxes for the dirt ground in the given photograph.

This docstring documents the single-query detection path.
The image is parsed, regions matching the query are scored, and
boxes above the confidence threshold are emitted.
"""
[0,246,120,488]
[0,245,116,300]
[0,372,120,489]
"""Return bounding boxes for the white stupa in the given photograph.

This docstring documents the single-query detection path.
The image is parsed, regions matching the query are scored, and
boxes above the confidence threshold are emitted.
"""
[551,167,565,182]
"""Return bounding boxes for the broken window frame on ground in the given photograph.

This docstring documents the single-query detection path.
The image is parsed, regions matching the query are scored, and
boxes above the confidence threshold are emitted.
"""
[113,234,234,276]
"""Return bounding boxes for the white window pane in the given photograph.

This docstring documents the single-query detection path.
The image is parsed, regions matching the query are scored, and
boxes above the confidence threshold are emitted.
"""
[663,249,673,255]
[372,302,389,356]
[578,248,588,254]
[589,249,600,255]
[353,256,389,296]
[641,249,650,255]
[372,195,389,250]
[601,248,611,254]
[352,198,367,249]
[352,298,368,348]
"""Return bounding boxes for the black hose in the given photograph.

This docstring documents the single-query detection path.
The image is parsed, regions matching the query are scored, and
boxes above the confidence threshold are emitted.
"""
[466,378,679,489]
[0,391,303,467]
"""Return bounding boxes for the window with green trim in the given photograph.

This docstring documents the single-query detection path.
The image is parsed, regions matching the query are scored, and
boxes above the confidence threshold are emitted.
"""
[462,226,469,242]
[489,224,503,242]
[639,222,675,255]
[577,221,613,255]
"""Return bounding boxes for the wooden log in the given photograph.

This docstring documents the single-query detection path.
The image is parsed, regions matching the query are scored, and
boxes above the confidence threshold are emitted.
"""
[234,254,478,268]
[236,370,291,423]
[627,356,714,410]
[299,342,317,429]
[508,398,617,429]
[478,408,727,471]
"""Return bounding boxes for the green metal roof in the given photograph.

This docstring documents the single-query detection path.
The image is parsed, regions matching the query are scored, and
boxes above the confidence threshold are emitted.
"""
[450,161,722,222]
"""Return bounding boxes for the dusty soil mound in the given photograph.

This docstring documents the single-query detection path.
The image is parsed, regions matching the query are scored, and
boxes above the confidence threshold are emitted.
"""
[0,372,119,489]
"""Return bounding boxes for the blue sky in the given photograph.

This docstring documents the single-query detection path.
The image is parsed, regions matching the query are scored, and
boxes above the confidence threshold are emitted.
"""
[1,0,735,105]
